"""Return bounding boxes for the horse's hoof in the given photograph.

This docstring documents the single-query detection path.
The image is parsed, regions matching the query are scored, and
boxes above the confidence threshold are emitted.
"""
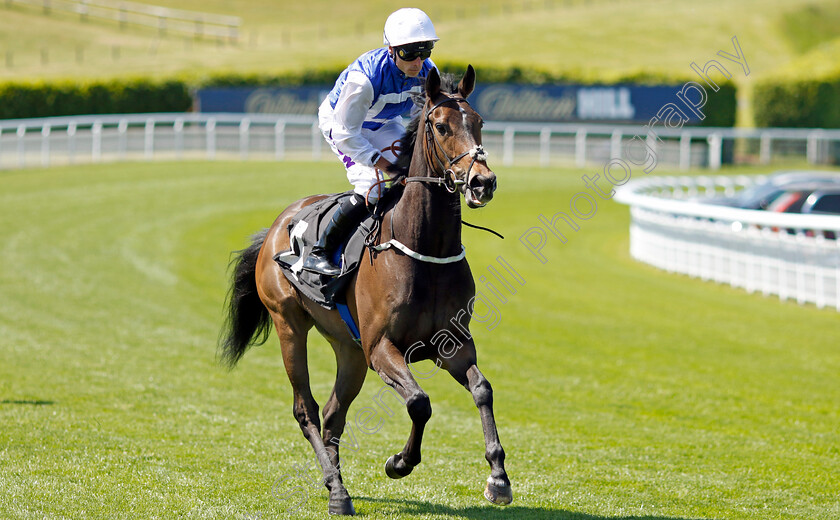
[328,497,355,516]
[484,480,513,506]
[384,454,413,479]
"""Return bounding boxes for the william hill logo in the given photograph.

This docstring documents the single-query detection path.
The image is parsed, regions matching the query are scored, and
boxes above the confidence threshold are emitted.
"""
[472,84,670,123]
[576,87,635,120]
[244,89,325,115]
[475,85,577,121]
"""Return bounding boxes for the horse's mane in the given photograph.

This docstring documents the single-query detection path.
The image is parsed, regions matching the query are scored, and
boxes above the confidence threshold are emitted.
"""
[387,72,461,180]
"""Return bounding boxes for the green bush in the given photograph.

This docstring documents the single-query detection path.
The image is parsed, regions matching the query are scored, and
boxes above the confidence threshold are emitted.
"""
[754,73,840,128]
[699,81,737,127]
[201,66,345,87]
[0,79,191,119]
[752,38,840,129]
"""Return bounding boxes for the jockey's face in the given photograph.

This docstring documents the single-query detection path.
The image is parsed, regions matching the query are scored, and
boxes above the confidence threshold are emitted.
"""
[391,47,424,78]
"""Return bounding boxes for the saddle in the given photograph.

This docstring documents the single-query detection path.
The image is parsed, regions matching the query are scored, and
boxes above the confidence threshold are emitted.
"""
[273,186,402,311]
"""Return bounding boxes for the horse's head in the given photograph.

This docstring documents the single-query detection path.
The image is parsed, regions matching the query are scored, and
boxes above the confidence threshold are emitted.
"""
[423,66,497,208]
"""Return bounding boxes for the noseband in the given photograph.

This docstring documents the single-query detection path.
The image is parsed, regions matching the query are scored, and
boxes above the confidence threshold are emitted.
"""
[369,95,500,264]
[405,96,489,194]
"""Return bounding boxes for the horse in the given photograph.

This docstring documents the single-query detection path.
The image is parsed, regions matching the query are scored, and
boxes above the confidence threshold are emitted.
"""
[219,65,511,515]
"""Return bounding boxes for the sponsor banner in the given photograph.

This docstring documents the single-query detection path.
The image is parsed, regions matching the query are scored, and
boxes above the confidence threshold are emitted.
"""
[196,84,695,124]
[470,84,693,123]
[196,87,330,116]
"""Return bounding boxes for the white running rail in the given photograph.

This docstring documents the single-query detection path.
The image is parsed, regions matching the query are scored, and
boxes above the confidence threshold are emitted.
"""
[0,113,322,168]
[4,113,840,170]
[614,175,840,311]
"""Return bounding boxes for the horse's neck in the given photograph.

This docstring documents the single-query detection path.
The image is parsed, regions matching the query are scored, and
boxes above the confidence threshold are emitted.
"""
[392,145,462,257]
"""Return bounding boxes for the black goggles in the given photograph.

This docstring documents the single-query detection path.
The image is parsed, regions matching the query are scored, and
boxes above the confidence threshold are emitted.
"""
[395,41,434,61]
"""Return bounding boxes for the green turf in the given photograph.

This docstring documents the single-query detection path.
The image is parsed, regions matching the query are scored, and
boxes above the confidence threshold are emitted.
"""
[2,0,839,84]
[1,160,839,519]
[777,2,840,55]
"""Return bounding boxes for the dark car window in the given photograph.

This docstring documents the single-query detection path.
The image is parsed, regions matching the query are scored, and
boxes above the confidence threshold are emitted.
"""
[810,194,840,214]
[767,192,807,213]
[757,189,785,210]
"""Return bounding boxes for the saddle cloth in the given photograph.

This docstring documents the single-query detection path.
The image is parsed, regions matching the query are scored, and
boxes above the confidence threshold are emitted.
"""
[273,191,380,310]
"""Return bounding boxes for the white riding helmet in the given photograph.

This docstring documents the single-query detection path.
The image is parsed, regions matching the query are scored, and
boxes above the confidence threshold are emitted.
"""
[383,8,439,47]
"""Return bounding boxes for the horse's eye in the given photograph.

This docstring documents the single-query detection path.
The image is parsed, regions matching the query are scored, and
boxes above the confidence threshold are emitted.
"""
[435,123,447,135]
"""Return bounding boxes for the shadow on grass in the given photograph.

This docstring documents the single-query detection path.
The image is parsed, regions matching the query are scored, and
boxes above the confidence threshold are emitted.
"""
[353,496,713,520]
[0,399,55,405]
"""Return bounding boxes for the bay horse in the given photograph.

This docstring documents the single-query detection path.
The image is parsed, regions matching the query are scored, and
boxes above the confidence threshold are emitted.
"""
[220,65,511,515]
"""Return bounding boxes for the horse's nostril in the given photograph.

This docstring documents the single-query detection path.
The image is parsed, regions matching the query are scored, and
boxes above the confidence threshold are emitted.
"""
[483,175,497,194]
[469,174,497,199]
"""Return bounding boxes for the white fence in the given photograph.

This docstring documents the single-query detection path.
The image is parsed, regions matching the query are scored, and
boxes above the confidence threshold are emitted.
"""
[6,0,241,41]
[614,175,840,311]
[0,113,320,168]
[3,113,840,171]
[482,122,840,169]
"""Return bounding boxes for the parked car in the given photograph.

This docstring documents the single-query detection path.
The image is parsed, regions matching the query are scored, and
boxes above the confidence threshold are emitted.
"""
[764,186,840,214]
[765,186,840,239]
[801,190,840,215]
[710,171,840,210]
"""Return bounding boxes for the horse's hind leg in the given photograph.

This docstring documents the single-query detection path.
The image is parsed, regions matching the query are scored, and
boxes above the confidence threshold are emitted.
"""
[369,338,431,479]
[272,313,355,515]
[444,352,512,505]
[321,340,368,484]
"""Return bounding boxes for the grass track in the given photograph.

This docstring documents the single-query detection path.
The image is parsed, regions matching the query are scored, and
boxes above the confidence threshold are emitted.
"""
[1,160,839,519]
[2,0,839,82]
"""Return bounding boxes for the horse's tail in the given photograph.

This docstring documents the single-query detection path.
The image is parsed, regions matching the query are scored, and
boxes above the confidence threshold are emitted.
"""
[219,229,272,369]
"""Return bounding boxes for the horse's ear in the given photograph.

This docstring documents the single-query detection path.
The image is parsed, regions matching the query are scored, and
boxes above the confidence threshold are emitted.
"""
[458,64,476,98]
[426,67,441,99]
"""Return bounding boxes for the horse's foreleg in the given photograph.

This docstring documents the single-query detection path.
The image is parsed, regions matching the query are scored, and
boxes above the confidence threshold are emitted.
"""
[446,358,512,506]
[370,339,431,479]
[466,364,512,505]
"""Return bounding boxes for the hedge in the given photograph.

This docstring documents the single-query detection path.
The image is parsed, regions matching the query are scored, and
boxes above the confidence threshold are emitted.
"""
[0,79,192,120]
[752,38,840,129]
[0,65,737,127]
[753,73,840,128]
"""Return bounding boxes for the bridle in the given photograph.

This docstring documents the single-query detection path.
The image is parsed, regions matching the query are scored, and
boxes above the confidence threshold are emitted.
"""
[405,95,489,195]
[365,93,502,263]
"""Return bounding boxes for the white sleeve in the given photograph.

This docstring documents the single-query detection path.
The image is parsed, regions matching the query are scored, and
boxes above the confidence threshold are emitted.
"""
[329,71,381,167]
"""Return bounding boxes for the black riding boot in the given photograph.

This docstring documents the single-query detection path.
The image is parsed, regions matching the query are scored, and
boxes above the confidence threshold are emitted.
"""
[302,193,368,276]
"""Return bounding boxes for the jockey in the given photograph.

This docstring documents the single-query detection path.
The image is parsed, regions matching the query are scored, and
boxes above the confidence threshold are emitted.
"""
[304,7,439,276]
